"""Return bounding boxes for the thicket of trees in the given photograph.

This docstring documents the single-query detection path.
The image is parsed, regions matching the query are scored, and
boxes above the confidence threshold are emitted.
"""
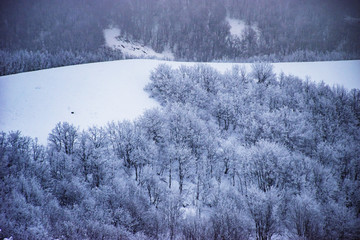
[1,0,360,75]
[0,49,124,76]
[1,64,360,239]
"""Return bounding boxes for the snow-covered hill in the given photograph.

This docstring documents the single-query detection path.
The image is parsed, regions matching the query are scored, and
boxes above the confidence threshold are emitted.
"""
[0,59,359,144]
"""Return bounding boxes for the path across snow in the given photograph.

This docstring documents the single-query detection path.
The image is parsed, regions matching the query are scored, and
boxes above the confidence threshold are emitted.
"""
[0,59,359,144]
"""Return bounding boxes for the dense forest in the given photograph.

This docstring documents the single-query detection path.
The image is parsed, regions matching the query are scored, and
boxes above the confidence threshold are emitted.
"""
[1,0,360,75]
[1,63,360,239]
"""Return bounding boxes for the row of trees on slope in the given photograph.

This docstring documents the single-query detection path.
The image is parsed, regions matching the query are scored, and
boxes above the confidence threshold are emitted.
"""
[1,63,360,239]
[1,0,359,74]
[2,49,356,76]
[0,49,124,76]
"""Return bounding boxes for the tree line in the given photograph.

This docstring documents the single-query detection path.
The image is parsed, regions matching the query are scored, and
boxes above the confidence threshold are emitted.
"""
[1,0,359,74]
[0,49,124,76]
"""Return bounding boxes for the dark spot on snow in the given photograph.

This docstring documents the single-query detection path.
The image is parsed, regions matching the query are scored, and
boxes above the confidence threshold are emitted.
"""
[121,45,125,48]
[142,50,147,54]
[135,47,140,50]
[71,112,74,114]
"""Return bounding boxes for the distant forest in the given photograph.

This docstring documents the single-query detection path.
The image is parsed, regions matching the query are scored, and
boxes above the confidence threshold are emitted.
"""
[1,0,360,75]
[1,64,360,239]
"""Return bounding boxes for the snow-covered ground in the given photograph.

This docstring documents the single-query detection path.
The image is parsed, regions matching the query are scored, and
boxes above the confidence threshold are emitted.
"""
[226,17,260,40]
[0,59,359,144]
[104,28,174,60]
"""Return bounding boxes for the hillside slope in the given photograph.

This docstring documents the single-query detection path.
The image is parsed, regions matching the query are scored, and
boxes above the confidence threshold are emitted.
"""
[1,0,359,62]
[0,59,359,144]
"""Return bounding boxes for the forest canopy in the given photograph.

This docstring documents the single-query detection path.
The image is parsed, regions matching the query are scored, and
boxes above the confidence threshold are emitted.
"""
[1,63,359,239]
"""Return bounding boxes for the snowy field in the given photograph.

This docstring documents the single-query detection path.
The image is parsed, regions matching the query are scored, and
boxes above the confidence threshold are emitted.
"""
[0,59,359,144]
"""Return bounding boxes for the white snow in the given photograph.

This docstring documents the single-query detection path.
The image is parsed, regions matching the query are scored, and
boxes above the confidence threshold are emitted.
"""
[104,28,174,60]
[0,60,161,144]
[181,205,197,219]
[226,17,260,40]
[0,59,359,144]
[272,61,360,89]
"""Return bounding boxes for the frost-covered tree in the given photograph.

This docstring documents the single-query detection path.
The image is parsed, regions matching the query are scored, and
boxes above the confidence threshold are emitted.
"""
[286,192,324,239]
[245,186,280,240]
[251,62,276,84]
[48,122,78,155]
